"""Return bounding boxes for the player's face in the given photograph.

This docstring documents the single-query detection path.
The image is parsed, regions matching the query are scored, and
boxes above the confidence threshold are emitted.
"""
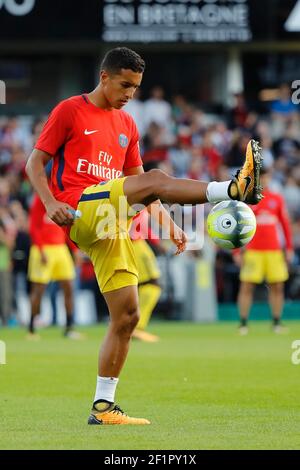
[101,69,142,109]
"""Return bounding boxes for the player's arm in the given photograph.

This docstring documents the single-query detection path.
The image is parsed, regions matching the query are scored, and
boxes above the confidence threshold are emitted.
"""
[124,165,187,254]
[25,149,74,226]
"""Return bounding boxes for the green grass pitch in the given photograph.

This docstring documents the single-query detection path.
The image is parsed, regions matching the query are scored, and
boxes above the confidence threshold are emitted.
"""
[0,322,300,450]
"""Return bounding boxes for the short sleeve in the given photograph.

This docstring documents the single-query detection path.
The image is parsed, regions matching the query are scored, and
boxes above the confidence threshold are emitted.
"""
[35,99,74,156]
[123,118,143,169]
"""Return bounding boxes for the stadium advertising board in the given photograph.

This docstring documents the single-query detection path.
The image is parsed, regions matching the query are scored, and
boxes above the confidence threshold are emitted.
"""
[0,0,299,43]
[102,0,252,43]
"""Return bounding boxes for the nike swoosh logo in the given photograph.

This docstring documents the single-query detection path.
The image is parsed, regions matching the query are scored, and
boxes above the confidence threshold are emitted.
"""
[243,176,252,197]
[84,129,99,135]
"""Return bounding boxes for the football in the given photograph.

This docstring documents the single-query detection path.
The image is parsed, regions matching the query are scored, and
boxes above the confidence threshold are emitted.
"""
[207,200,257,249]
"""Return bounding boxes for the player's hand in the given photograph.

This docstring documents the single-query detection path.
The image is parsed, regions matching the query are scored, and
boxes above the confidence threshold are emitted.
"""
[45,200,75,226]
[171,225,188,255]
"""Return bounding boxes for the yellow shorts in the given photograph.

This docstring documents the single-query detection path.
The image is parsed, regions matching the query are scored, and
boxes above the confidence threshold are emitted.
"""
[132,239,160,284]
[240,250,289,284]
[28,244,75,284]
[70,178,138,293]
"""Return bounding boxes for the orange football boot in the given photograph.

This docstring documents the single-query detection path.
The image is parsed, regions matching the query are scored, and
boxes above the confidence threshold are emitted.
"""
[229,139,263,205]
[88,402,150,425]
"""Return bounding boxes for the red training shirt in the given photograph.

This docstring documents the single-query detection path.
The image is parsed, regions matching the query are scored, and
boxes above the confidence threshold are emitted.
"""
[35,94,142,209]
[29,193,66,247]
[246,189,293,251]
[29,193,78,251]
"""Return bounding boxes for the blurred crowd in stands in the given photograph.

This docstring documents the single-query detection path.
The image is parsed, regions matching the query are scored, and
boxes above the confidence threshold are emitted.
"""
[1,82,300,324]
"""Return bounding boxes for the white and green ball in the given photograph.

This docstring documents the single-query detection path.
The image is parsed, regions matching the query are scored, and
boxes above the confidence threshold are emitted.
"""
[207,200,256,250]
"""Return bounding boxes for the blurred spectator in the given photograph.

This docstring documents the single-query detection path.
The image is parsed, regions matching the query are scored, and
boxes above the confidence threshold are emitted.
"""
[201,130,223,179]
[260,135,275,169]
[215,164,231,183]
[293,217,300,261]
[272,156,289,187]
[168,135,191,178]
[282,172,300,218]
[31,117,46,147]
[0,117,31,166]
[229,93,248,129]
[225,131,252,169]
[0,206,15,325]
[172,94,195,129]
[236,168,294,334]
[190,108,206,145]
[9,201,31,315]
[144,86,173,144]
[124,88,146,137]
[210,121,232,157]
[188,147,206,180]
[293,165,300,186]
[244,112,260,135]
[271,83,299,121]
[273,122,300,166]
[271,83,300,139]
[1,80,300,313]
[142,122,168,171]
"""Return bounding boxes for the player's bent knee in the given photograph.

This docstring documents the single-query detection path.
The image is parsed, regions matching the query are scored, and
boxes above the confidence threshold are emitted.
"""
[114,307,139,337]
[128,310,139,331]
[125,307,139,331]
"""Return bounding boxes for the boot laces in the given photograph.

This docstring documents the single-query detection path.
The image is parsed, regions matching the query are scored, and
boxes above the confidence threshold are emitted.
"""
[112,405,127,416]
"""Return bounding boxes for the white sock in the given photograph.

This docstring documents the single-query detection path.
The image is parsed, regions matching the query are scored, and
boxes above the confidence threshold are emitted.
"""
[94,376,119,404]
[206,181,232,203]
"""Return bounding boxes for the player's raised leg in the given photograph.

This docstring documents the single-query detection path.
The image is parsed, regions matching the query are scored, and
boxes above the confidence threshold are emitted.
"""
[123,139,263,208]
[88,283,150,425]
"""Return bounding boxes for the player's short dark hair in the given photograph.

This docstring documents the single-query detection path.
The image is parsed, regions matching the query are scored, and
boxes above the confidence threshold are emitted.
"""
[100,47,145,75]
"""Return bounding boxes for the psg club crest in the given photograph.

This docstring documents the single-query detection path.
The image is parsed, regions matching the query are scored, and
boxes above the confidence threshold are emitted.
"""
[119,134,128,148]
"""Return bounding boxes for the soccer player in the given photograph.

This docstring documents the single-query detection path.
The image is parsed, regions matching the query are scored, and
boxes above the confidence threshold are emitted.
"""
[25,47,262,425]
[236,168,294,335]
[28,192,80,339]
